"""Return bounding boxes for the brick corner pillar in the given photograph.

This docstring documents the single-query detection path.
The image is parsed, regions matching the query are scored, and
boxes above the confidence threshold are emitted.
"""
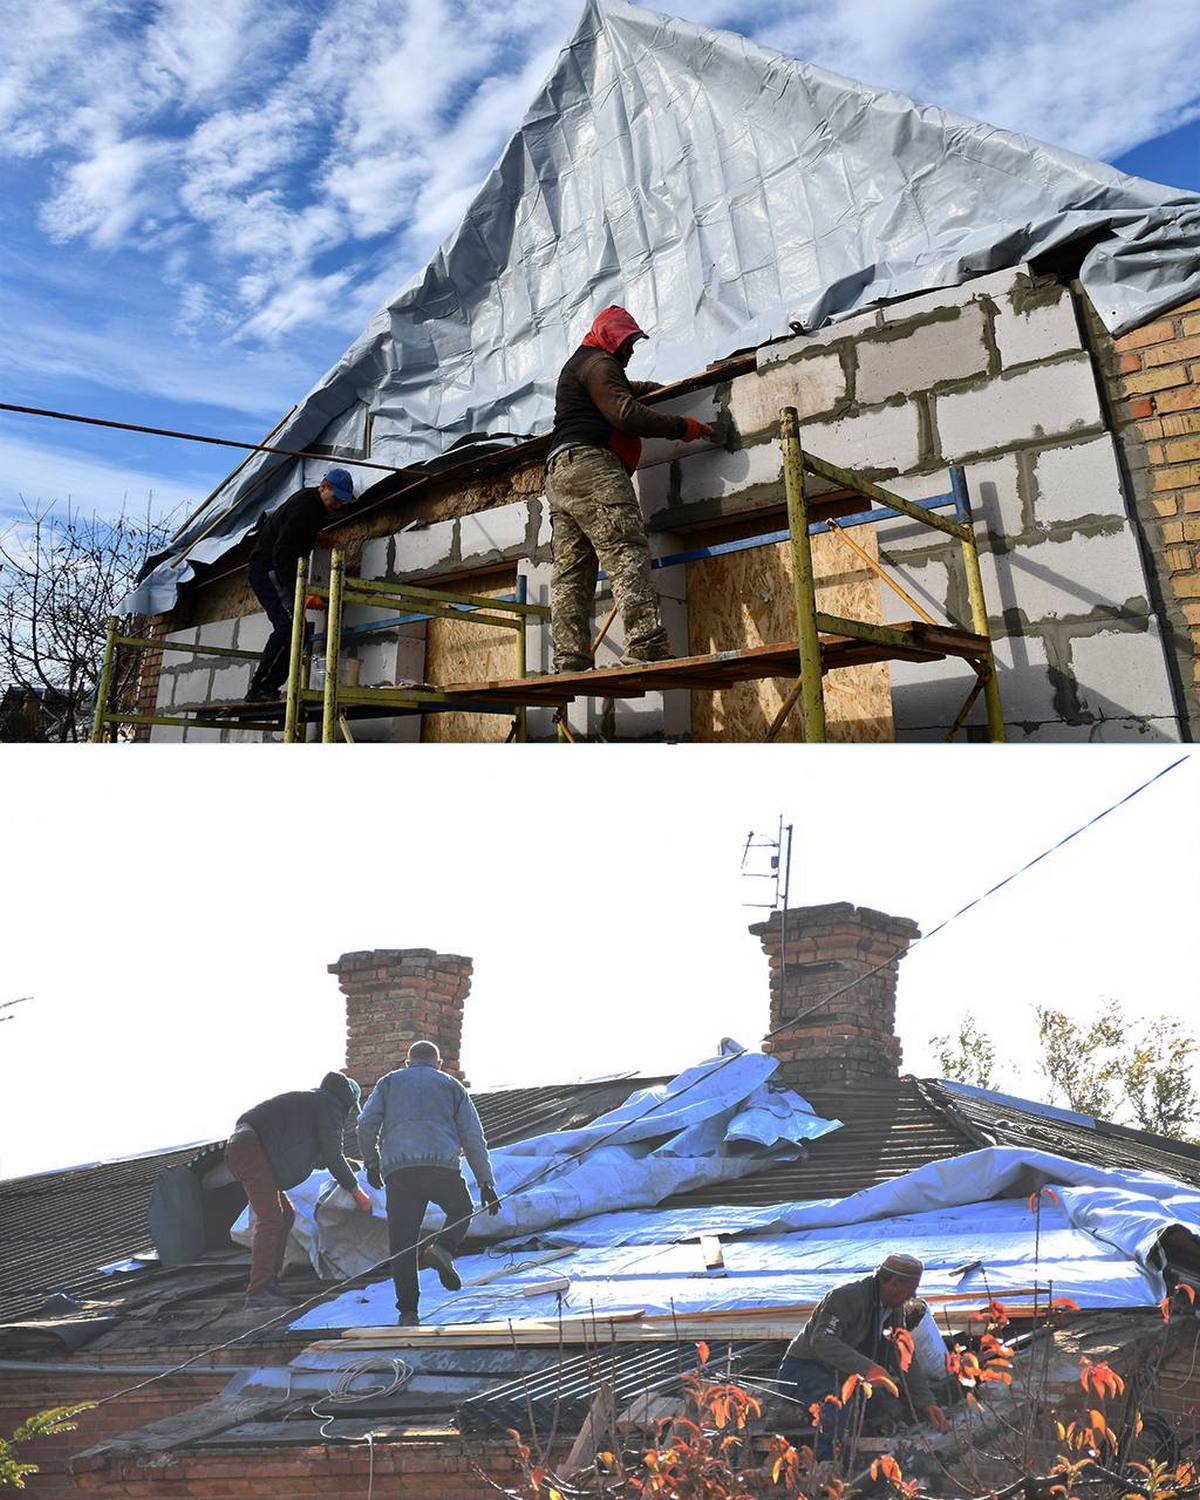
[750,902,921,1092]
[329,948,475,1091]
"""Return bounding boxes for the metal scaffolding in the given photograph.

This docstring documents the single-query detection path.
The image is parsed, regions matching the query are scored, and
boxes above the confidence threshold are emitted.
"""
[91,405,1004,743]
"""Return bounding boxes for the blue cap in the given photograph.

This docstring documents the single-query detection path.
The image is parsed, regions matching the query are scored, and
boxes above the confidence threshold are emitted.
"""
[323,467,355,505]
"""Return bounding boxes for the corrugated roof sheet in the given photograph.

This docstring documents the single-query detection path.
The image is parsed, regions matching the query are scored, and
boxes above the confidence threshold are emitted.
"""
[931,1082,1200,1190]
[0,1145,214,1322]
[665,1077,978,1207]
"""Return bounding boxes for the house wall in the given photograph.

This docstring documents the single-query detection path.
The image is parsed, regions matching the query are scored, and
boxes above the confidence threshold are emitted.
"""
[151,264,1183,742]
[1083,293,1200,739]
[70,1437,523,1498]
[0,1366,227,1499]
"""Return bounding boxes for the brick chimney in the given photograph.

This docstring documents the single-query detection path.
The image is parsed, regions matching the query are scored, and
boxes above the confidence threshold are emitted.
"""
[750,902,920,1091]
[330,948,474,1090]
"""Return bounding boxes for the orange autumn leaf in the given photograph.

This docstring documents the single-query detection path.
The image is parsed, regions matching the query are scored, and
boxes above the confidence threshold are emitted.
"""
[696,1340,710,1366]
[871,1456,904,1484]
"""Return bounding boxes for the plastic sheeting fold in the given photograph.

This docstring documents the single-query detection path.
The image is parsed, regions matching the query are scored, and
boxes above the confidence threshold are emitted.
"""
[123,0,1200,616]
[232,1043,839,1277]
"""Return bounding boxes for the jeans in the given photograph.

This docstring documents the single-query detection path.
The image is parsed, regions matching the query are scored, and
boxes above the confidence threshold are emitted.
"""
[248,557,295,694]
[225,1128,294,1294]
[384,1166,474,1313]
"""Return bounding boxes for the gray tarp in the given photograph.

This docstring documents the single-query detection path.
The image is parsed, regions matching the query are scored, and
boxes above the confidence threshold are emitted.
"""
[123,0,1200,616]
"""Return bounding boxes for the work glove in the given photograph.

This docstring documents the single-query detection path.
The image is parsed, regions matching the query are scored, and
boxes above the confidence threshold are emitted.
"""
[481,1183,502,1217]
[680,416,714,442]
[366,1164,383,1191]
[352,1187,373,1214]
[304,593,326,611]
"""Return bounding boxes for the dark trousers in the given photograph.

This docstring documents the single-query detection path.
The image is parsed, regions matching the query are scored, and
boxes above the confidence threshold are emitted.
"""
[248,556,295,694]
[776,1356,904,1461]
[384,1166,473,1313]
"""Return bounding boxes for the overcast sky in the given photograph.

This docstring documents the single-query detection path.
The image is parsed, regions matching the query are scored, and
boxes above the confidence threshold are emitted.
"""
[0,746,1193,1182]
[2,0,1199,530]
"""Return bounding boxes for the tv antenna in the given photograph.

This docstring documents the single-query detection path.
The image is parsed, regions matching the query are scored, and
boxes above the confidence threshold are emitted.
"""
[0,997,32,1025]
[741,818,795,983]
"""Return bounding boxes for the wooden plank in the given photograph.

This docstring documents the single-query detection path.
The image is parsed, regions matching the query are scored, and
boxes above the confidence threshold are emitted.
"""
[564,1382,616,1474]
[687,528,892,742]
[423,570,518,743]
[443,623,989,705]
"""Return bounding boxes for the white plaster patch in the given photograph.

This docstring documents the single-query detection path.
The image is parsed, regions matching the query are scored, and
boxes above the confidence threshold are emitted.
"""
[978,530,1152,624]
[935,357,1103,462]
[855,303,988,404]
[964,452,1024,544]
[359,535,391,579]
[1034,435,1127,527]
[878,265,1032,324]
[993,289,1082,369]
[1068,624,1178,721]
[396,518,456,572]
[458,503,529,563]
[728,352,845,435]
[677,441,781,504]
[803,401,923,475]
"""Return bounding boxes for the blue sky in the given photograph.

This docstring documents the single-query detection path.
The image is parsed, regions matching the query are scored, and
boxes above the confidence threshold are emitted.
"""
[2,0,1199,534]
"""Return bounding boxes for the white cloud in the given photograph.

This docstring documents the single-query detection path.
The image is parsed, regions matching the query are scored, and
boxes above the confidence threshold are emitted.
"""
[39,132,176,247]
[5,0,1199,359]
[0,426,210,526]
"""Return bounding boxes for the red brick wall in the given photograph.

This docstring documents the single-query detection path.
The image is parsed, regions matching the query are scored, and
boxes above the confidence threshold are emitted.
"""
[330,948,474,1089]
[0,1368,226,1500]
[1087,293,1200,734]
[71,1437,524,1498]
[751,902,920,1091]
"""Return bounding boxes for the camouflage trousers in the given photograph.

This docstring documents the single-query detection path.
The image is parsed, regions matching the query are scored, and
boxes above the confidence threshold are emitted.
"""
[545,445,670,671]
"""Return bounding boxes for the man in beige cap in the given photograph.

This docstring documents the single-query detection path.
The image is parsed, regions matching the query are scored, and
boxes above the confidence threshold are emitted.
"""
[775,1252,950,1458]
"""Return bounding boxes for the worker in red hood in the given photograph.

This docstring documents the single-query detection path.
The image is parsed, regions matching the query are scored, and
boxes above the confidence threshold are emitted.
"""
[544,305,715,672]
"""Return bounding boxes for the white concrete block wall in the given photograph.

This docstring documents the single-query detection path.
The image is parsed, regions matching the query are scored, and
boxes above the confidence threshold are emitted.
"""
[935,356,1103,462]
[165,267,1183,741]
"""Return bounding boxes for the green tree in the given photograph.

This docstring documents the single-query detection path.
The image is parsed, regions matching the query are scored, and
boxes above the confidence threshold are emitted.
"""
[1035,1001,1198,1140]
[0,1406,93,1489]
[931,1013,999,1090]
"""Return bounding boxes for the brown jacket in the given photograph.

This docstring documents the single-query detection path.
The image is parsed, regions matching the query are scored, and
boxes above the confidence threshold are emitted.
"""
[550,346,687,471]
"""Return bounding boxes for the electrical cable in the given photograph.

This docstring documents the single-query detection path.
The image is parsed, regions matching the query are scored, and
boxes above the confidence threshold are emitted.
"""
[84,753,1188,1414]
[0,401,410,476]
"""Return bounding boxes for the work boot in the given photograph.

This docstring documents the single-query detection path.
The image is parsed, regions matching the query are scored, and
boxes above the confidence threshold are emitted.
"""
[554,655,593,674]
[396,1310,421,1327]
[245,683,279,703]
[618,647,674,668]
[420,1242,462,1292]
[244,1281,293,1309]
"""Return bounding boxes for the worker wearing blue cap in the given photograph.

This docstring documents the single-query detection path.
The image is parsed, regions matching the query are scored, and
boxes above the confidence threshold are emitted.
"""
[245,468,356,703]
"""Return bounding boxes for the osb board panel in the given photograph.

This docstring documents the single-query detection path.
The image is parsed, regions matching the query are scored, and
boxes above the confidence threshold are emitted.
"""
[423,571,518,743]
[687,530,893,742]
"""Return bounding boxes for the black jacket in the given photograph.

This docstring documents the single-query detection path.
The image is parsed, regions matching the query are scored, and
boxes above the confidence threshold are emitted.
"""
[236,1072,360,1194]
[249,487,326,597]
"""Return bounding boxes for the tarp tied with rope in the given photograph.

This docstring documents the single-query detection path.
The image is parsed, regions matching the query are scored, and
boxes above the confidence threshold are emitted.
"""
[122,0,1200,617]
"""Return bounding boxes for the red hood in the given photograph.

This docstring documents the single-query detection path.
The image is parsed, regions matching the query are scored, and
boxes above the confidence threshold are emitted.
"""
[581,305,647,355]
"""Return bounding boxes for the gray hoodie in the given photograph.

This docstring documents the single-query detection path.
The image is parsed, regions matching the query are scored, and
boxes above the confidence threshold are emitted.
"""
[357,1061,494,1187]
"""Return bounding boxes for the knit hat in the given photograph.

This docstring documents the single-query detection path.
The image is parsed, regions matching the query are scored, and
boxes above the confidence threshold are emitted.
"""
[878,1252,924,1280]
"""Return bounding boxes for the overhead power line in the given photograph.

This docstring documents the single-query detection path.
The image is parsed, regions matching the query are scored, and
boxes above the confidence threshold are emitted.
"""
[0,402,410,476]
[88,753,1188,1409]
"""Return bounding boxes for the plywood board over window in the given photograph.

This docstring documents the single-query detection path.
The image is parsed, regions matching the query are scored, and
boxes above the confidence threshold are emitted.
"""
[687,530,893,742]
[422,569,519,743]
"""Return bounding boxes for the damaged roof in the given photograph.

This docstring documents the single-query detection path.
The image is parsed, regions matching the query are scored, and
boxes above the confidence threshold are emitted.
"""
[122,0,1200,617]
